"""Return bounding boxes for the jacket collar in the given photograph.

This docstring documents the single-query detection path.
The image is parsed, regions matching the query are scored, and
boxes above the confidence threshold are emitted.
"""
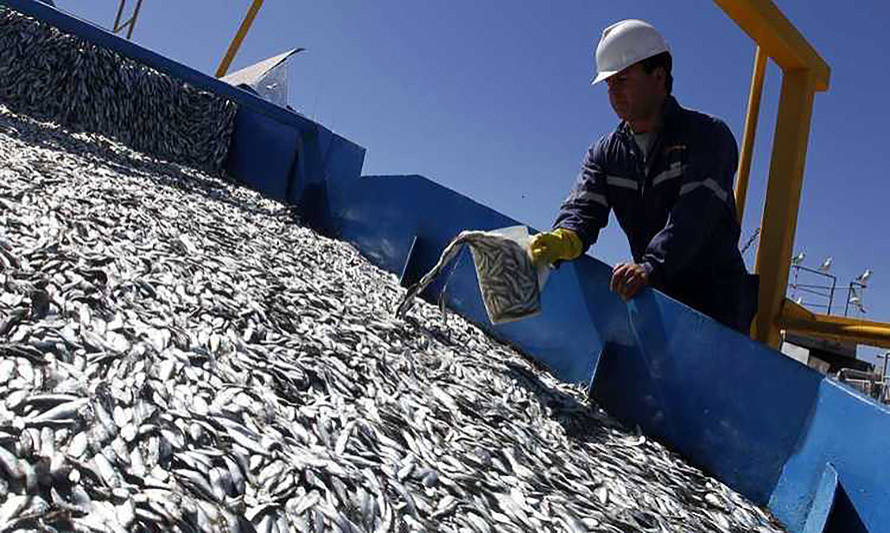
[617,95,681,138]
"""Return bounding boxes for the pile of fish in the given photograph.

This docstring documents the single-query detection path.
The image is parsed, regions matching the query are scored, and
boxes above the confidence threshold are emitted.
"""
[0,105,789,532]
[0,8,237,173]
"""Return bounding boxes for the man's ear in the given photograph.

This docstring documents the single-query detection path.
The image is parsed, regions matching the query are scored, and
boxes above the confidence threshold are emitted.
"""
[655,66,666,85]
[653,66,668,94]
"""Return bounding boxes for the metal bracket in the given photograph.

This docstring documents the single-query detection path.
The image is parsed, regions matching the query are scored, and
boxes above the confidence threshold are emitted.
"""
[803,463,869,533]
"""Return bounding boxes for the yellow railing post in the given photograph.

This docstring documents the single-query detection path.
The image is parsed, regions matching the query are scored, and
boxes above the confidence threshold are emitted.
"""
[215,0,265,78]
[752,69,816,346]
[125,0,144,40]
[735,45,767,225]
[709,2,890,350]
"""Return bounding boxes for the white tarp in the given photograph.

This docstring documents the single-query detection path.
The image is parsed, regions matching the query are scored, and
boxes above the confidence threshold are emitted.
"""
[221,48,304,108]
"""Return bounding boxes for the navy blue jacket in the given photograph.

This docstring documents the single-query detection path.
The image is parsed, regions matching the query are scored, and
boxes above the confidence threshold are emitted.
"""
[554,96,757,331]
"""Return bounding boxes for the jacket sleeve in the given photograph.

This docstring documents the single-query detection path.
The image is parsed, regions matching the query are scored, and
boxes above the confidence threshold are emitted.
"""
[553,139,611,252]
[641,119,739,284]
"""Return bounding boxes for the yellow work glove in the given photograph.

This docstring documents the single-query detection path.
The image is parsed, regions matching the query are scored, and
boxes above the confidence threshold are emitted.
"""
[529,228,583,266]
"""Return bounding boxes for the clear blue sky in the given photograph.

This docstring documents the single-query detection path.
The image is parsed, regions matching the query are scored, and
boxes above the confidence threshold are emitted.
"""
[56,1,890,362]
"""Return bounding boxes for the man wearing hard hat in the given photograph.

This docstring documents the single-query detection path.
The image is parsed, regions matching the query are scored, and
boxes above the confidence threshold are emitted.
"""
[530,19,758,333]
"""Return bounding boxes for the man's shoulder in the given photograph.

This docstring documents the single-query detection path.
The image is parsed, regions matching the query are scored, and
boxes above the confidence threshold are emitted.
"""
[673,101,735,142]
[671,99,739,164]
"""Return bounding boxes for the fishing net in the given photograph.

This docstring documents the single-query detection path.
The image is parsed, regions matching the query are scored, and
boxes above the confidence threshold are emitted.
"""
[396,226,548,324]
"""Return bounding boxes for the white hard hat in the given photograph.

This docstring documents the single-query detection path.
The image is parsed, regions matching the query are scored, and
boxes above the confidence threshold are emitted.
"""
[592,19,670,85]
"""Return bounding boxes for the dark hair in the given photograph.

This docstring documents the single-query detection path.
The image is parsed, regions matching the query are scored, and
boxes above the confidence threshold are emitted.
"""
[640,51,673,95]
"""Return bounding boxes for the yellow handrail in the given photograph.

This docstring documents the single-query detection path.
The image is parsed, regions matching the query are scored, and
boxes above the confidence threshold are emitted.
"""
[215,0,265,78]
[734,45,766,225]
[713,0,831,347]
[712,0,829,90]
[779,299,890,349]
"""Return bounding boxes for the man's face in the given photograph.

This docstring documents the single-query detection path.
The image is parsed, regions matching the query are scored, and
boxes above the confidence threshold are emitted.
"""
[605,63,664,125]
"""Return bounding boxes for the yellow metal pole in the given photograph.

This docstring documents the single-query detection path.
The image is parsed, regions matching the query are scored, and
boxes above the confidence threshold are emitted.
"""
[125,0,144,40]
[712,0,830,91]
[112,0,127,32]
[734,45,767,225]
[215,0,265,78]
[752,69,816,347]
[779,299,890,349]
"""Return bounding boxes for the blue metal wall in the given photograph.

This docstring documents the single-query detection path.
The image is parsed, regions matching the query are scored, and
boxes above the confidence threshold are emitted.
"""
[307,167,890,532]
[322,173,840,510]
[5,2,889,531]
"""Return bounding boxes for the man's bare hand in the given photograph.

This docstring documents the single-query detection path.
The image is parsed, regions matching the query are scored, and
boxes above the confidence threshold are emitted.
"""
[610,262,649,300]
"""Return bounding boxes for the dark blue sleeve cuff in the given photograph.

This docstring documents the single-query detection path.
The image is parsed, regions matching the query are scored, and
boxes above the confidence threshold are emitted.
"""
[641,260,660,286]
